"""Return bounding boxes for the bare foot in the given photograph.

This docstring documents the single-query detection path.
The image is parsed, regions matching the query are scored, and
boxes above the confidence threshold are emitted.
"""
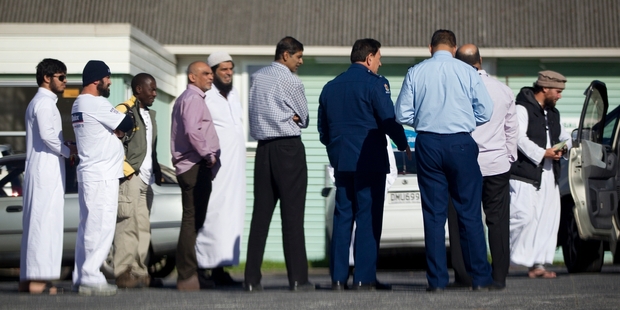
[28,281,59,295]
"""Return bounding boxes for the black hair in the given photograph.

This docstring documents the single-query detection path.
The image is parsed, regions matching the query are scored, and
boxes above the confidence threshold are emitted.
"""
[350,38,381,63]
[131,73,155,94]
[36,58,67,86]
[430,29,457,48]
[274,36,304,61]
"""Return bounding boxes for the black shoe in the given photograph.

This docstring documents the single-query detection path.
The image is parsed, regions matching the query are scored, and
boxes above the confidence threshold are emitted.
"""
[197,270,215,289]
[351,282,376,291]
[149,277,164,288]
[447,281,471,290]
[290,281,316,291]
[331,281,347,291]
[472,282,505,291]
[426,286,445,293]
[211,269,242,287]
[243,283,263,292]
[375,281,392,290]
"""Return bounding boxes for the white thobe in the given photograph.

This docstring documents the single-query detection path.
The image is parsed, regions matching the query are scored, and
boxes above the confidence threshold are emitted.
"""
[509,105,571,267]
[21,87,71,280]
[196,84,246,268]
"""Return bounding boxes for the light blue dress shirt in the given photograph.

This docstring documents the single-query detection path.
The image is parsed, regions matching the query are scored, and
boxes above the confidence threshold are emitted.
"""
[394,50,494,134]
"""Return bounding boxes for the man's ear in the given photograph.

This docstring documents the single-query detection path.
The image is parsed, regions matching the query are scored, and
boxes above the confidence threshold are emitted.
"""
[43,75,52,85]
[282,51,290,62]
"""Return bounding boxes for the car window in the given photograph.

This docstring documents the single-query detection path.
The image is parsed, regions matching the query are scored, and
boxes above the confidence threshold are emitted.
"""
[0,159,24,197]
[581,88,606,144]
[602,105,620,146]
[394,151,417,174]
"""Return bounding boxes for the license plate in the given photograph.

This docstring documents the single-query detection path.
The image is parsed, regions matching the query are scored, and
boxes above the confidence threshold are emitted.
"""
[389,191,421,204]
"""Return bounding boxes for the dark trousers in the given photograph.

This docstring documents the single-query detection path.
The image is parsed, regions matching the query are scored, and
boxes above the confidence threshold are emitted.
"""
[244,137,309,286]
[331,171,386,284]
[449,171,511,286]
[175,161,212,280]
[415,132,492,288]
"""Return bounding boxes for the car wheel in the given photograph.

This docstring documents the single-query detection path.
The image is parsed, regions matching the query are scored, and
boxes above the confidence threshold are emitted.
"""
[148,252,176,278]
[561,204,604,273]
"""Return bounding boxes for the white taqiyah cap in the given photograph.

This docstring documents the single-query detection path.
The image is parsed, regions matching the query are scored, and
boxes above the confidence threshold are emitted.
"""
[207,51,233,67]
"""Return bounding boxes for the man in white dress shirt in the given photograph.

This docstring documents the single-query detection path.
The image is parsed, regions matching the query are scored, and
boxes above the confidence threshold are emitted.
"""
[195,52,246,287]
[20,58,77,295]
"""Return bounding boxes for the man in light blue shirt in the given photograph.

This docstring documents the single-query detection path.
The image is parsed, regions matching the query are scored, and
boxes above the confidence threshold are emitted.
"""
[394,29,496,292]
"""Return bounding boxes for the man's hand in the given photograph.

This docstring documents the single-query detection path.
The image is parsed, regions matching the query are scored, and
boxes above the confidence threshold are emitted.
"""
[544,148,563,161]
[405,145,412,160]
[126,174,133,180]
[65,141,78,156]
[114,129,125,139]
[206,154,217,168]
[293,114,301,123]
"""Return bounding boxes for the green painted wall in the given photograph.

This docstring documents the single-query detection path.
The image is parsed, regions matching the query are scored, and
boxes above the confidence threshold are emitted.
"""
[238,60,416,262]
[496,60,620,130]
[239,58,620,263]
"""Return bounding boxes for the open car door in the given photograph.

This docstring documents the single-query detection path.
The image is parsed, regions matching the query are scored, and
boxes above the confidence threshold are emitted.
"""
[568,80,619,242]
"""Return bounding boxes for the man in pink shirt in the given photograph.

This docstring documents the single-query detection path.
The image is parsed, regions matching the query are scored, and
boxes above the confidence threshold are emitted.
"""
[449,44,518,289]
[170,61,221,291]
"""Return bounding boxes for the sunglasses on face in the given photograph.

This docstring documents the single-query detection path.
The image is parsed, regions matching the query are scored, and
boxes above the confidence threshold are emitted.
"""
[51,74,67,82]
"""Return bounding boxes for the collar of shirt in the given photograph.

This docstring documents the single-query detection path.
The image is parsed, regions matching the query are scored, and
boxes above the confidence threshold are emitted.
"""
[186,84,207,99]
[478,69,488,77]
[432,50,454,59]
[38,87,58,99]
[271,61,292,73]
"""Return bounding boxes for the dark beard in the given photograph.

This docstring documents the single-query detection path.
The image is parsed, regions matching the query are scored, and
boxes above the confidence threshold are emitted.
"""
[544,97,556,109]
[97,79,110,98]
[213,75,233,97]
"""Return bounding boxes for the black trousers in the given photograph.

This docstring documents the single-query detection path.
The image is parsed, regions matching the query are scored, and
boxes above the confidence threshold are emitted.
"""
[449,171,511,286]
[244,137,309,286]
[175,161,212,280]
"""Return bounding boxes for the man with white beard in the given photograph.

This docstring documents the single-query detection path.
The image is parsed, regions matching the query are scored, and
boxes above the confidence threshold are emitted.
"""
[20,58,77,295]
[195,52,246,287]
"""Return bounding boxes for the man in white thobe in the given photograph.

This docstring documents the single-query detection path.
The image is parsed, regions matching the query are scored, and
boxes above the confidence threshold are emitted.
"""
[509,71,571,279]
[195,52,246,286]
[20,58,76,295]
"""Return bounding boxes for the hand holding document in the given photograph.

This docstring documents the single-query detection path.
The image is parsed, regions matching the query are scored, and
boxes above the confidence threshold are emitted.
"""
[553,140,567,151]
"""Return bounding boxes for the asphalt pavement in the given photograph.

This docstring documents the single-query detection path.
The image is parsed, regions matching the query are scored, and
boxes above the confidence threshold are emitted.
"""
[1,264,619,310]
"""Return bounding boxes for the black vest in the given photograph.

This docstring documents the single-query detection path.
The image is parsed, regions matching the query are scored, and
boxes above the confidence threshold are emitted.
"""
[510,94,562,189]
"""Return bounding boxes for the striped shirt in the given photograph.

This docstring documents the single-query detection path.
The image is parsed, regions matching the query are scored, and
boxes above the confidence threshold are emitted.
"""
[249,62,309,141]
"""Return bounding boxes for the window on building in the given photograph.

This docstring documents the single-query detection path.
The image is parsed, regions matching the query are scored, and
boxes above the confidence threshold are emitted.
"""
[0,86,81,153]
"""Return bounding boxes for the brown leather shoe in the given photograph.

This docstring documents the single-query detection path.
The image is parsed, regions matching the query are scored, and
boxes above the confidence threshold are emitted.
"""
[116,268,140,288]
[177,274,200,291]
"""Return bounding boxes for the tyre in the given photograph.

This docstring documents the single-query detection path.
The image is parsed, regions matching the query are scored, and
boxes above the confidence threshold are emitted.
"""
[148,252,176,278]
[560,204,604,273]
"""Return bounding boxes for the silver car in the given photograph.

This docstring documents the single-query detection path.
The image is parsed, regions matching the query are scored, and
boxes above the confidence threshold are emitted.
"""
[559,80,620,272]
[323,149,450,253]
[0,153,181,278]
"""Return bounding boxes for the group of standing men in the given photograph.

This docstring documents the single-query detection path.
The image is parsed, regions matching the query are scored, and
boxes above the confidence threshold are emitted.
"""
[321,29,571,292]
[17,30,572,296]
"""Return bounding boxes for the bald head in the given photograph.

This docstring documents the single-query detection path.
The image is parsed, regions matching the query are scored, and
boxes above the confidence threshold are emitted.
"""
[186,61,214,92]
[455,44,481,70]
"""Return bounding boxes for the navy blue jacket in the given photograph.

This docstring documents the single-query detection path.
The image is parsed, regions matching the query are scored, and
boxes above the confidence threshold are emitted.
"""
[318,63,408,173]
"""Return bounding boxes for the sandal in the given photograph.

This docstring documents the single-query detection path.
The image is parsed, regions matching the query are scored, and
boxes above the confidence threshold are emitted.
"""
[29,282,63,295]
[528,268,557,279]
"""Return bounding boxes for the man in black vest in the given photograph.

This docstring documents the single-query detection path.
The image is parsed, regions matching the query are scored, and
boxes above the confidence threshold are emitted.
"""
[509,70,571,279]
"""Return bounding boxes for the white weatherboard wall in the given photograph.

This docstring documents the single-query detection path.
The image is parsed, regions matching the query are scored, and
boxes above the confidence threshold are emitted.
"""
[0,23,177,96]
